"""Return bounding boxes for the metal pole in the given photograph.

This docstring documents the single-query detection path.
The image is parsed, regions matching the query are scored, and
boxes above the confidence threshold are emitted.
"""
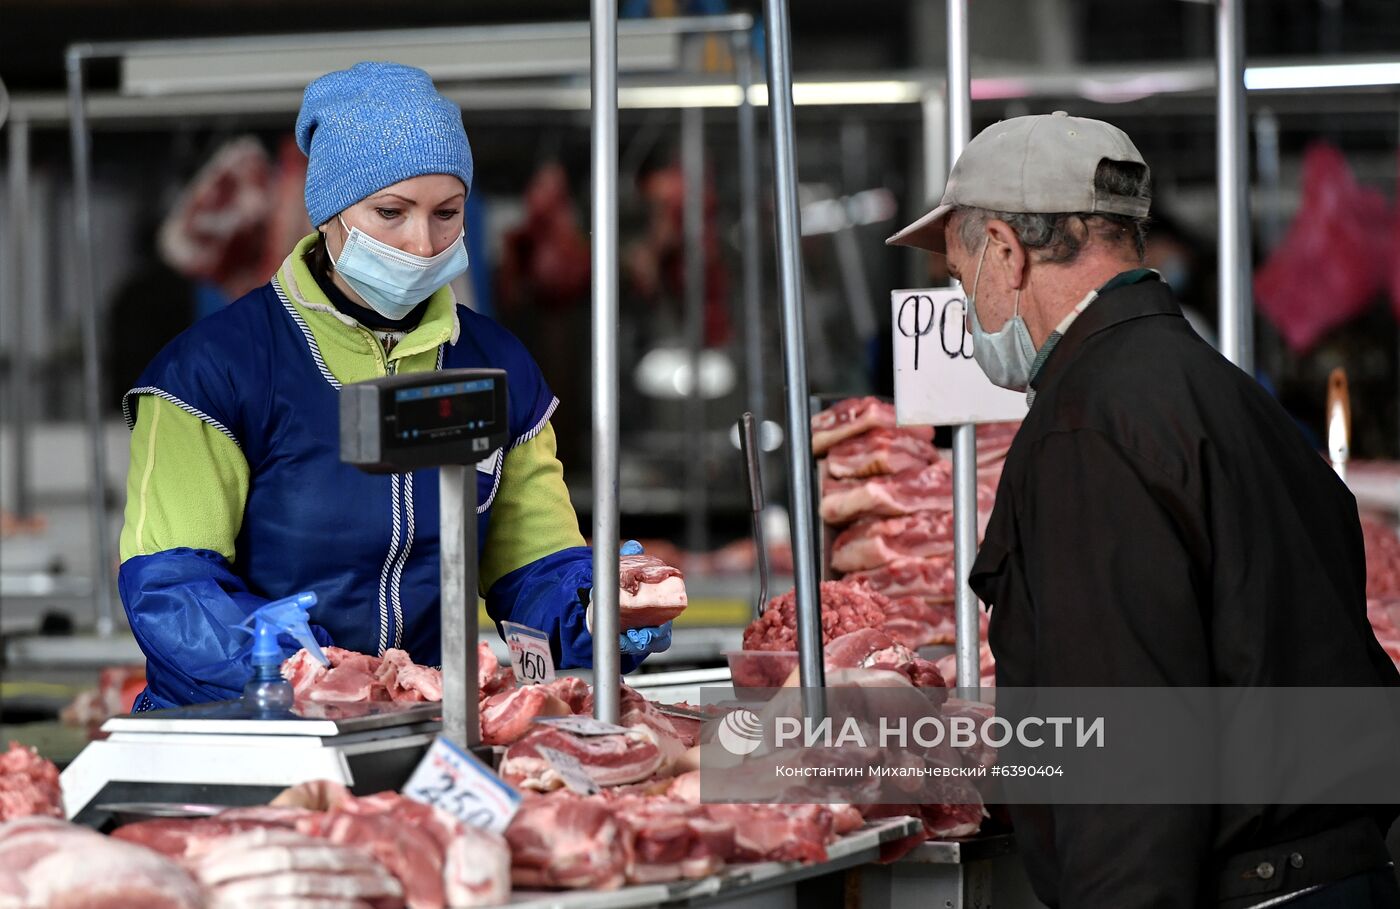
[732,30,767,444]
[762,0,825,706]
[66,48,117,637]
[682,106,708,557]
[6,116,33,519]
[439,465,479,749]
[590,0,621,725]
[1216,0,1253,373]
[946,0,981,700]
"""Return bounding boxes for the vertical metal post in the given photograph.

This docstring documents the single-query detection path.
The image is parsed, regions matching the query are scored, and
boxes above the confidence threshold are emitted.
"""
[439,465,479,749]
[762,0,825,707]
[947,0,981,700]
[1216,0,1253,373]
[6,116,32,518]
[66,47,117,637]
[590,0,622,725]
[682,106,708,557]
[733,30,767,444]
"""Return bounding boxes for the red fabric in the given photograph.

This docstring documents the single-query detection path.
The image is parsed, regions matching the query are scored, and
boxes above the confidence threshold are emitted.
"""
[1254,143,1394,354]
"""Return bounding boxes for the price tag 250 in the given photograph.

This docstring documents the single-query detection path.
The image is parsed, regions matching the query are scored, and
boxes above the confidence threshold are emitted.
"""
[402,735,521,835]
[502,621,555,685]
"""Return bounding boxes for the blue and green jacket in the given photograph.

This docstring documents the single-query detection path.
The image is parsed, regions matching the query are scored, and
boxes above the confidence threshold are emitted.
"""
[119,234,631,709]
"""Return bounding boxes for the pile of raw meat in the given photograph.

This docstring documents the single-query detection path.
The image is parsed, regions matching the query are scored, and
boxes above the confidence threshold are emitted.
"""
[60,665,146,733]
[814,399,1013,658]
[282,646,445,704]
[105,784,508,908]
[0,744,63,822]
[1363,515,1400,667]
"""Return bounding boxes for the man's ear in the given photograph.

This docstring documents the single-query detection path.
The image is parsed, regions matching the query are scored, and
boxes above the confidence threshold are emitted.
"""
[985,219,1028,290]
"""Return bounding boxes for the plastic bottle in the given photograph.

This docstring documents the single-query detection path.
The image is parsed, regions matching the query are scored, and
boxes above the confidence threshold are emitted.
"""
[235,592,328,713]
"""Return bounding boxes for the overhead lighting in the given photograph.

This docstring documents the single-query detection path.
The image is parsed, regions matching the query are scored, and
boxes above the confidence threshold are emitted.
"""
[1244,61,1400,91]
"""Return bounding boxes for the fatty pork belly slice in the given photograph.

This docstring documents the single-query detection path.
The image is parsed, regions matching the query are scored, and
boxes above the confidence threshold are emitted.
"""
[819,461,954,526]
[296,806,446,909]
[1,817,205,909]
[700,804,834,864]
[830,510,955,573]
[618,555,688,628]
[581,684,688,768]
[846,555,957,602]
[480,685,573,746]
[499,725,664,791]
[605,796,735,884]
[825,427,938,479]
[811,396,899,456]
[376,649,444,703]
[506,795,629,891]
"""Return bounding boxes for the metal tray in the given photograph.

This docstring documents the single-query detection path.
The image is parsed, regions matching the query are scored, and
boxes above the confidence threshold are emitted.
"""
[101,699,441,737]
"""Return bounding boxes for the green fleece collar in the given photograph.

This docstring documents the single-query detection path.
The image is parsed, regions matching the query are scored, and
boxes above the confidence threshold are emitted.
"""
[276,233,459,366]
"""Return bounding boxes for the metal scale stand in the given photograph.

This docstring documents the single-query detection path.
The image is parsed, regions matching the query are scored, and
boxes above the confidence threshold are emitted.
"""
[62,369,508,824]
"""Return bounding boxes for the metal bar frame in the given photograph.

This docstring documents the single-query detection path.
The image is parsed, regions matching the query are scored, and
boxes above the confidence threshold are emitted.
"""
[946,0,982,700]
[6,115,32,519]
[682,106,708,557]
[439,465,479,749]
[1216,0,1253,372]
[65,48,117,637]
[590,0,623,724]
[763,0,826,708]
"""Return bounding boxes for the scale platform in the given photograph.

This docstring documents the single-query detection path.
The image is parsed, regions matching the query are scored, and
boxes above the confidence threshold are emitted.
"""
[62,699,445,827]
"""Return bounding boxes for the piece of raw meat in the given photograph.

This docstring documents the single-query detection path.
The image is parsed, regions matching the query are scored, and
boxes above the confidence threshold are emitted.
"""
[824,628,917,672]
[376,649,443,703]
[933,642,997,690]
[1363,516,1400,598]
[281,647,445,705]
[810,397,900,455]
[189,828,404,906]
[605,796,735,884]
[0,743,62,821]
[820,462,954,525]
[701,804,832,864]
[831,510,954,573]
[479,685,573,746]
[506,796,629,891]
[825,428,939,479]
[478,641,515,698]
[742,580,889,652]
[0,817,204,909]
[499,726,663,791]
[846,555,957,602]
[541,676,592,714]
[297,809,445,909]
[617,555,688,628]
[112,815,305,859]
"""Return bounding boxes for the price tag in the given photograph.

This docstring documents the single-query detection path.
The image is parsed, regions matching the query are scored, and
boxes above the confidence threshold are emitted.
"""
[537,746,601,796]
[891,287,1027,427]
[533,716,632,736]
[402,735,521,834]
[502,621,555,685]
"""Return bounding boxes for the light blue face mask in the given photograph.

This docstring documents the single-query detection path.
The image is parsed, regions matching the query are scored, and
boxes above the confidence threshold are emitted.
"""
[328,216,470,321]
[966,238,1037,392]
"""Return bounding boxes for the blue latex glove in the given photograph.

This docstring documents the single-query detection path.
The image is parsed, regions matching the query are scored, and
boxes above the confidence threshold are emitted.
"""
[621,621,673,656]
[615,539,673,655]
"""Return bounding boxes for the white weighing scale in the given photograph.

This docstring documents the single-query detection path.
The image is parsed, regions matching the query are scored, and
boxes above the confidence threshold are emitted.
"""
[63,369,508,825]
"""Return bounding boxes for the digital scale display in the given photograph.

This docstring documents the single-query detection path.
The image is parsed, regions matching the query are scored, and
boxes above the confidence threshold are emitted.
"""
[393,379,497,441]
[340,369,509,473]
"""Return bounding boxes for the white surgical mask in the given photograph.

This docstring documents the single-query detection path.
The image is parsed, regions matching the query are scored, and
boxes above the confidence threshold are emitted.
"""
[328,216,470,321]
[965,239,1037,392]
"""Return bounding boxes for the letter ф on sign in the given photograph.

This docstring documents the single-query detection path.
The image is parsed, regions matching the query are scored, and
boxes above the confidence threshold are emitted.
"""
[896,293,937,369]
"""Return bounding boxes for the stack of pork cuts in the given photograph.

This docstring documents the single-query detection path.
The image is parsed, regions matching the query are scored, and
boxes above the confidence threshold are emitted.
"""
[815,397,1014,662]
[0,743,63,821]
[282,645,444,704]
[111,784,510,908]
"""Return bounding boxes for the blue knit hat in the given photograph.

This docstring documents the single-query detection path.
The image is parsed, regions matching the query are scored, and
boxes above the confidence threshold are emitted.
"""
[295,62,474,228]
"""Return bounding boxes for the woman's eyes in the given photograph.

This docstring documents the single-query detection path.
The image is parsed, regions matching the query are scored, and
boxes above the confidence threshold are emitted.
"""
[372,207,459,220]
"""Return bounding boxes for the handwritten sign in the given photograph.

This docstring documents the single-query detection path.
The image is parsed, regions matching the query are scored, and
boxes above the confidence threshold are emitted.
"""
[402,735,521,834]
[537,746,601,796]
[533,716,632,736]
[891,287,1027,427]
[502,621,555,685]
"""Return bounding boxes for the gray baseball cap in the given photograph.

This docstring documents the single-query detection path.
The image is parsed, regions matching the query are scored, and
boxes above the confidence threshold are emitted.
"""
[886,110,1150,253]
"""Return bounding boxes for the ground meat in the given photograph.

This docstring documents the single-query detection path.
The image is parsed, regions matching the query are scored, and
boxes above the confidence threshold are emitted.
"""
[742,580,890,652]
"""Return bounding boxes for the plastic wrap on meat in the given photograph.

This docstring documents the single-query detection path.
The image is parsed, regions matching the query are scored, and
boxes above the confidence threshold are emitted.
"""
[826,427,938,479]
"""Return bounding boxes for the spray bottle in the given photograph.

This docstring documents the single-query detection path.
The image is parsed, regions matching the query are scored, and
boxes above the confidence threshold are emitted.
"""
[235,592,328,713]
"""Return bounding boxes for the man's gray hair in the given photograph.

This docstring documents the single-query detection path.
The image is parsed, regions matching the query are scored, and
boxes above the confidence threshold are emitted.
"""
[955,159,1151,263]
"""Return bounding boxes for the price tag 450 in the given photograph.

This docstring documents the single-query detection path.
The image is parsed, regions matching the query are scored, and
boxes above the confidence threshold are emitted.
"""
[501,621,555,685]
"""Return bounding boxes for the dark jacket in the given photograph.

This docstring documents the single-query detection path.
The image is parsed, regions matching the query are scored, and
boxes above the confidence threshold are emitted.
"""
[969,274,1400,907]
